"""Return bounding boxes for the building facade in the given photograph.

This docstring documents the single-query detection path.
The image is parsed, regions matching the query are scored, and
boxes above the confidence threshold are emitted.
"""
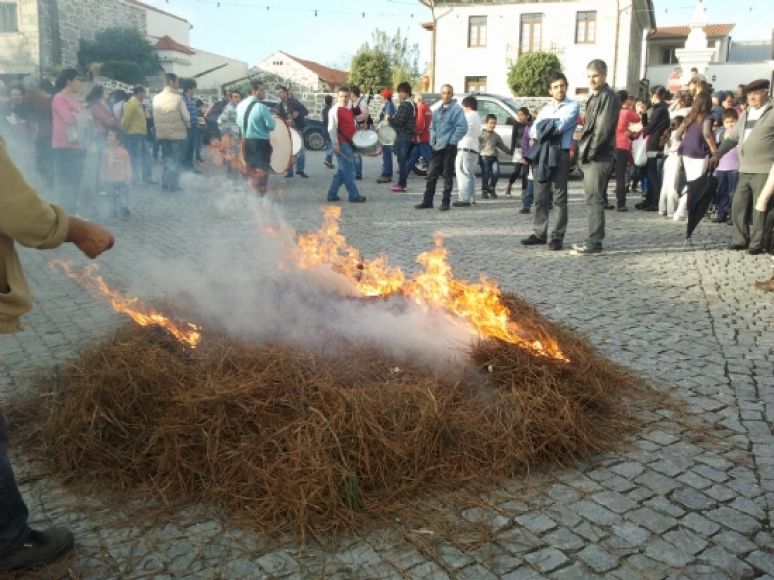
[256,51,348,92]
[424,0,656,96]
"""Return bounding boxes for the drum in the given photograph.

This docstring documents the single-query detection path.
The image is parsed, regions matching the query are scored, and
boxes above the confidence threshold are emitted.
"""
[269,118,293,174]
[353,130,380,155]
[289,128,303,156]
[376,123,397,146]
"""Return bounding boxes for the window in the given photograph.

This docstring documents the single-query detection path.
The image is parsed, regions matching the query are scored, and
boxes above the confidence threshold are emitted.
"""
[465,76,487,92]
[576,11,596,44]
[660,47,677,65]
[520,13,543,55]
[0,2,17,33]
[477,100,509,125]
[468,16,487,48]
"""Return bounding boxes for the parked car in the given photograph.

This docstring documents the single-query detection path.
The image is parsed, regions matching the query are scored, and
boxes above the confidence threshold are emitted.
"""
[413,92,583,177]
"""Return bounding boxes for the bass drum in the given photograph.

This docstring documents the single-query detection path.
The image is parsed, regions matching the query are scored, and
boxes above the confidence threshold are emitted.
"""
[289,128,303,156]
[352,130,380,156]
[269,118,293,174]
[376,123,397,147]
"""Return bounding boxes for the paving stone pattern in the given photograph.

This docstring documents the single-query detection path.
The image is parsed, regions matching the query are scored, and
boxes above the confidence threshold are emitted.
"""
[1,153,772,578]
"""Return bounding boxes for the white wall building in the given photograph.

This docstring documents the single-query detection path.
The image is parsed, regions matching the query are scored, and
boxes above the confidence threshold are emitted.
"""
[422,0,656,97]
[256,51,348,92]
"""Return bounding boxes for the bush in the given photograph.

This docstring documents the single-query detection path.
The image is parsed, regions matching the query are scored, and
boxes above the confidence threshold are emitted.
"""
[508,52,562,97]
[79,27,161,77]
[100,60,145,85]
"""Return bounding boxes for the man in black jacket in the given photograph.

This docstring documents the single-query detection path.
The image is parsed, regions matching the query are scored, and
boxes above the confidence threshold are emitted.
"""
[276,85,309,178]
[636,86,670,211]
[574,60,621,255]
[388,82,416,192]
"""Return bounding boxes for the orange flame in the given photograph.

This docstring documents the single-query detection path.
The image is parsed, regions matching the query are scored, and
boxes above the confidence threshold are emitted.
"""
[50,260,202,349]
[293,209,568,362]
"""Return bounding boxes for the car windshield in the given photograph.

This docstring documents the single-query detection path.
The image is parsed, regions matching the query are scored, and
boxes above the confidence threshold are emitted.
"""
[503,98,519,111]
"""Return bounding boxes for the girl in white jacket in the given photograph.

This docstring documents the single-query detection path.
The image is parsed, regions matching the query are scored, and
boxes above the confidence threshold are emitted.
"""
[659,116,684,217]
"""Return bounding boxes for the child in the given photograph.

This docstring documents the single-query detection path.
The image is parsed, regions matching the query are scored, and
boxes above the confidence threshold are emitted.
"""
[100,127,132,219]
[478,114,510,198]
[712,108,739,223]
[658,116,684,217]
[506,107,530,199]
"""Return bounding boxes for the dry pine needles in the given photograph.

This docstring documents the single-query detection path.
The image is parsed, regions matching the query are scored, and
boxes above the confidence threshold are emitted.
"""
[7,294,646,537]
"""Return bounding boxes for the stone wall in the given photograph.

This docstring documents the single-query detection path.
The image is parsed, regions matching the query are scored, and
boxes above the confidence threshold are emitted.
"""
[38,0,146,73]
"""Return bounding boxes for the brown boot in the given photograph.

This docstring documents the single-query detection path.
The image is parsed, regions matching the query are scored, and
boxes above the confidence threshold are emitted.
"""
[754,274,774,292]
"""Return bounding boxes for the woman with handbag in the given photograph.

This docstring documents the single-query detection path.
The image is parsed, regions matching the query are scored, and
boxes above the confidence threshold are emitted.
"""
[51,69,88,215]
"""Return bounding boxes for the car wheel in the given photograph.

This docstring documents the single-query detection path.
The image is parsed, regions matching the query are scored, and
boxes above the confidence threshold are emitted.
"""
[413,157,428,176]
[304,128,325,151]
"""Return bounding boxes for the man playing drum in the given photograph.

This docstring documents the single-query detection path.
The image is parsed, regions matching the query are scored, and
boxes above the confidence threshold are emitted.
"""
[236,80,276,196]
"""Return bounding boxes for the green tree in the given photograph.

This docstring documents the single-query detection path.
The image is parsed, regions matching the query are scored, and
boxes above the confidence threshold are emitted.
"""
[78,27,161,79]
[369,28,420,87]
[349,47,391,91]
[507,52,562,97]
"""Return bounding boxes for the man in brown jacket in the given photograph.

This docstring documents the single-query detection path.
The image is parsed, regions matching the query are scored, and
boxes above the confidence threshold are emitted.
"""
[574,59,621,255]
[0,136,114,572]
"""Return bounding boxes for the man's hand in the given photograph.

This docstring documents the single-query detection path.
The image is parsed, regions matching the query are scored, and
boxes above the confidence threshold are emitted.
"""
[66,217,114,259]
[708,155,719,171]
[333,144,341,156]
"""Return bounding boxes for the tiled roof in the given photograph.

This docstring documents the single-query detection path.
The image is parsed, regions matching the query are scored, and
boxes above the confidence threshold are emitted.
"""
[280,52,348,85]
[125,0,190,24]
[154,35,196,55]
[649,24,735,39]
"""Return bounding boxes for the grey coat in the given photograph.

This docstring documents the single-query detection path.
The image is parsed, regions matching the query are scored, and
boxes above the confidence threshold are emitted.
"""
[716,101,773,174]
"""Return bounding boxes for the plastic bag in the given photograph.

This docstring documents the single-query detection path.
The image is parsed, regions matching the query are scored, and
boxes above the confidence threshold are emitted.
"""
[632,135,647,167]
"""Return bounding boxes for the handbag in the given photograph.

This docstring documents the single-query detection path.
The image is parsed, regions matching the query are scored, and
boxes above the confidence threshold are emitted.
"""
[631,135,647,167]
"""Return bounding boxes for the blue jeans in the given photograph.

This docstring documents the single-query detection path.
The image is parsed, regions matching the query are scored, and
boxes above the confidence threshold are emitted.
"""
[395,134,412,187]
[124,134,151,184]
[406,142,431,178]
[324,139,334,163]
[353,151,363,179]
[480,156,500,192]
[160,139,185,190]
[328,143,362,201]
[381,145,393,177]
[0,409,30,556]
[714,170,738,219]
[523,179,534,209]
[287,146,306,176]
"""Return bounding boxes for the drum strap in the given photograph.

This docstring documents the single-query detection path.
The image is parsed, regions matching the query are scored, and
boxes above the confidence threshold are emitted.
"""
[242,100,259,135]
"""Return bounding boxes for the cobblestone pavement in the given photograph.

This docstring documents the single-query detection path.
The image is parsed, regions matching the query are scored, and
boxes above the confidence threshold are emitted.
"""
[2,152,772,579]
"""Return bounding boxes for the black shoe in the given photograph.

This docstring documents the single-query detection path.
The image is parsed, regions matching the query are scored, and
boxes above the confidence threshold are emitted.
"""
[521,235,547,246]
[481,191,490,199]
[728,243,748,251]
[349,196,366,203]
[643,205,658,212]
[297,172,309,178]
[518,208,531,214]
[439,204,450,212]
[355,176,362,181]
[548,240,563,251]
[572,243,602,255]
[617,206,628,212]
[376,175,391,183]
[415,202,433,209]
[0,527,74,572]
[634,202,646,210]
[327,197,341,202]
[605,204,615,210]
[323,159,334,169]
[748,247,763,255]
[452,201,471,207]
[711,215,727,223]
[489,191,498,199]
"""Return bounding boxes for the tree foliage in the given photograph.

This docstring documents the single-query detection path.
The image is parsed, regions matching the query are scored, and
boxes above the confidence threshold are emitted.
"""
[78,27,161,79]
[99,60,145,85]
[507,52,562,97]
[349,47,392,91]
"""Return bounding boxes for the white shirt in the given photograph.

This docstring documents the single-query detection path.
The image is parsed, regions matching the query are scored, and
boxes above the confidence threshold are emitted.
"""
[458,110,481,152]
[743,106,765,143]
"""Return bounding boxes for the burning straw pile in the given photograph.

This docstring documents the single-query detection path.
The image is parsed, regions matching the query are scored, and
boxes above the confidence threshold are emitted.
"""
[7,294,644,536]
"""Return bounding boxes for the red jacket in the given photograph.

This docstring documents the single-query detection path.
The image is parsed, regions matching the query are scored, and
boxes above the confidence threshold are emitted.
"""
[615,106,641,151]
[414,101,432,144]
[337,106,356,144]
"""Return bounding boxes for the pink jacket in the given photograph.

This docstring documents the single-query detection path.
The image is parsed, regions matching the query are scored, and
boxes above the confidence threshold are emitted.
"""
[52,92,85,149]
[615,107,641,151]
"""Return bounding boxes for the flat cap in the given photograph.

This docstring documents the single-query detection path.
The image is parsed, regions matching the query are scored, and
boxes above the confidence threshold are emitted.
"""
[743,79,770,93]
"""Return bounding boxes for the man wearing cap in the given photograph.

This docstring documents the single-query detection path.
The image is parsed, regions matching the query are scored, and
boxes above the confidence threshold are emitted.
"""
[711,79,773,255]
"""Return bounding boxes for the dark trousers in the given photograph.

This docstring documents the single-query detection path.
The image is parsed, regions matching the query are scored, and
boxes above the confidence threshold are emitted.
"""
[422,145,457,206]
[0,409,29,556]
[714,170,738,220]
[395,133,412,187]
[615,149,630,208]
[731,172,771,251]
[480,156,500,192]
[644,156,662,208]
[159,139,185,190]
